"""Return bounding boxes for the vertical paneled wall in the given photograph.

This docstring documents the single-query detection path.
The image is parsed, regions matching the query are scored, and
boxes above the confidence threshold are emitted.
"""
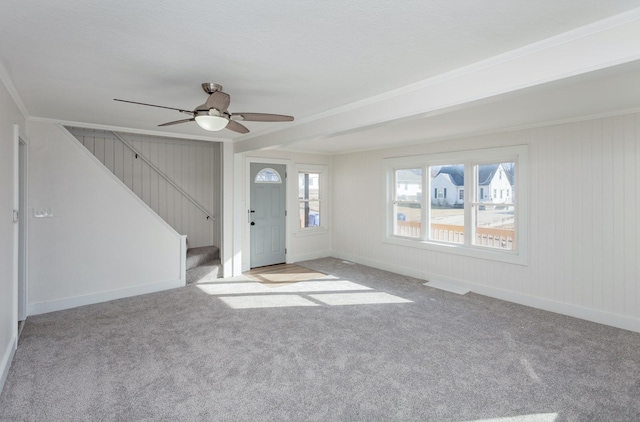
[68,128,221,249]
[331,112,640,328]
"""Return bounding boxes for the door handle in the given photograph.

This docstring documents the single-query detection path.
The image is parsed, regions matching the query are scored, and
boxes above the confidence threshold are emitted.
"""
[250,222,255,225]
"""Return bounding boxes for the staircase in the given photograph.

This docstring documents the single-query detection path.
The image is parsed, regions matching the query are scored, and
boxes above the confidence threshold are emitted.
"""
[186,246,222,284]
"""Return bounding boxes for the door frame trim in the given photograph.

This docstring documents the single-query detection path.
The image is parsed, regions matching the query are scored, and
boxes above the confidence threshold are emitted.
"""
[12,124,28,332]
[17,136,28,322]
[242,157,293,272]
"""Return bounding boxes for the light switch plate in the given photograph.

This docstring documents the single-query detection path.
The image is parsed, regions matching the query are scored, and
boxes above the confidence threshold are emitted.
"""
[33,208,53,218]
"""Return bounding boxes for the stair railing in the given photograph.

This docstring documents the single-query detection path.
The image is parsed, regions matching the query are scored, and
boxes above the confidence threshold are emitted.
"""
[111,131,215,222]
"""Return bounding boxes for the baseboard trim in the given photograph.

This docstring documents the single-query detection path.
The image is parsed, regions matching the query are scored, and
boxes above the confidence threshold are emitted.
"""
[288,250,332,264]
[424,272,640,334]
[0,337,16,396]
[27,278,184,316]
[331,251,640,334]
[331,251,426,280]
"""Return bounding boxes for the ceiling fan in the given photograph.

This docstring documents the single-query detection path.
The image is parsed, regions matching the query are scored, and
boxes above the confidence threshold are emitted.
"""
[114,83,294,134]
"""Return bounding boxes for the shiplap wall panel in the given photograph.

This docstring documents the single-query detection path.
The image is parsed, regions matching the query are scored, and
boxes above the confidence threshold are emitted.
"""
[612,118,626,315]
[635,118,640,316]
[68,128,220,249]
[601,117,615,313]
[332,112,640,327]
[623,116,637,317]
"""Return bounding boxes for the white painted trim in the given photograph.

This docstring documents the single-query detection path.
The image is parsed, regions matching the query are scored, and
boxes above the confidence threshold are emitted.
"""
[27,278,184,316]
[30,117,230,143]
[232,152,244,276]
[331,251,426,281]
[288,250,332,264]
[220,142,234,277]
[180,235,187,285]
[0,337,17,396]
[331,250,640,334]
[422,272,640,334]
[293,229,330,237]
[423,280,470,295]
[0,62,29,118]
[17,135,29,322]
[12,125,19,346]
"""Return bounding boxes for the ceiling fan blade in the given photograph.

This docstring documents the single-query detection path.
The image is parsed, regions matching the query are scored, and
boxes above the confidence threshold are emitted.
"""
[204,91,231,112]
[114,99,193,115]
[231,112,294,122]
[226,120,250,134]
[158,118,195,127]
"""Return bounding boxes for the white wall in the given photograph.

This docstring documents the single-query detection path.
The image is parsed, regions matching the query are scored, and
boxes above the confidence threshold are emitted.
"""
[237,149,331,272]
[0,78,26,393]
[68,128,221,249]
[26,122,185,315]
[331,112,640,333]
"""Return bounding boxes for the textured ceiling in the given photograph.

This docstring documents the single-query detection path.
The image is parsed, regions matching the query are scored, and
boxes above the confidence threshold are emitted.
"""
[1,0,640,150]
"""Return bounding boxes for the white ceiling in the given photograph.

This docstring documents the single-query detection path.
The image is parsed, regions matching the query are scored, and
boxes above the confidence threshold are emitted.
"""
[1,0,640,153]
[287,59,640,154]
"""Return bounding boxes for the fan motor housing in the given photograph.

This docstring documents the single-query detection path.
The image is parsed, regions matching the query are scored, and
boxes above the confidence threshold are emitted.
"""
[202,83,222,94]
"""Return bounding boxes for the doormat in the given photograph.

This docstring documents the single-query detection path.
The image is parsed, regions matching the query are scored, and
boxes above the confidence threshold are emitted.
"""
[244,264,329,287]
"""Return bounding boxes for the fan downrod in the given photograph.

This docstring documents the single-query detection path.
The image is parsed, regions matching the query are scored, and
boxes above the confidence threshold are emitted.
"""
[201,83,223,94]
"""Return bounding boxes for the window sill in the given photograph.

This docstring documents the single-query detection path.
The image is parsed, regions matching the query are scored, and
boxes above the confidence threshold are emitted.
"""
[383,235,527,266]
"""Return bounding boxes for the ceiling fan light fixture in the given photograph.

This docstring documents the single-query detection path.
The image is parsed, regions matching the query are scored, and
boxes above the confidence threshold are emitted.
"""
[195,114,229,131]
[115,83,293,134]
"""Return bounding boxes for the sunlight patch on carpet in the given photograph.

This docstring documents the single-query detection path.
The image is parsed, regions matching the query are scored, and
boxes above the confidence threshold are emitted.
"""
[204,267,412,310]
[197,280,372,295]
[218,294,320,309]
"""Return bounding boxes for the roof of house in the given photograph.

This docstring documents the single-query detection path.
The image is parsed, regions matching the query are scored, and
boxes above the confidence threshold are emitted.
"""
[436,164,514,186]
[396,169,422,183]
[435,165,464,186]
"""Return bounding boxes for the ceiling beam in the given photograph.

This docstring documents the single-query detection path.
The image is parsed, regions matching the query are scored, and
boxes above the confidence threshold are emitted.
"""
[235,8,640,153]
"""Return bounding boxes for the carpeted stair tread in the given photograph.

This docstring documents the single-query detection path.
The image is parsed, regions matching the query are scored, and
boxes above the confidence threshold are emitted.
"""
[186,246,219,271]
[186,259,222,284]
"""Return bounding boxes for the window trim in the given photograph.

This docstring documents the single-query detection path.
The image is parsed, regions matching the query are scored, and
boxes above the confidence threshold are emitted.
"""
[384,145,528,266]
[254,167,283,183]
[295,164,329,235]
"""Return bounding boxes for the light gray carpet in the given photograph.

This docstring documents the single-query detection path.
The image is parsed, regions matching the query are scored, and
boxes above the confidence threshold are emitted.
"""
[1,258,639,421]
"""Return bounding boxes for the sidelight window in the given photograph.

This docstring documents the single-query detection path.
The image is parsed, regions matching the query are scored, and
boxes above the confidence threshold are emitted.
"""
[299,172,320,228]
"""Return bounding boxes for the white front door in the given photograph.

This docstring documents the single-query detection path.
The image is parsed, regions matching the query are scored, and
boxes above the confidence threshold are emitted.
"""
[250,163,286,268]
